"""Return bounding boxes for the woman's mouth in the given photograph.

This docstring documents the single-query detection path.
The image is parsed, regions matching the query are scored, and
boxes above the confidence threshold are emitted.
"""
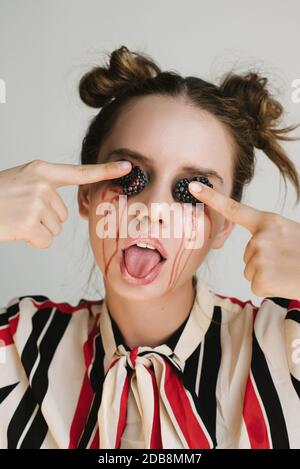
[120,244,167,285]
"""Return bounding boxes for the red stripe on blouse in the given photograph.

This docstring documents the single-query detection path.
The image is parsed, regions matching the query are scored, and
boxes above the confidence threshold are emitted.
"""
[163,357,211,448]
[89,428,99,449]
[0,314,20,345]
[115,373,130,449]
[243,374,271,448]
[68,320,99,448]
[146,366,162,449]
[30,298,100,314]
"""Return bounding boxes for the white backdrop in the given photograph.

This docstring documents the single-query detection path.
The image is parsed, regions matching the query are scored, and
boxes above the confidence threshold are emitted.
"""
[0,0,299,306]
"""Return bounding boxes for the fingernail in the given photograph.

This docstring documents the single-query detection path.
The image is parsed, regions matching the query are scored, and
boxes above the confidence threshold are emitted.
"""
[189,181,203,193]
[117,160,132,170]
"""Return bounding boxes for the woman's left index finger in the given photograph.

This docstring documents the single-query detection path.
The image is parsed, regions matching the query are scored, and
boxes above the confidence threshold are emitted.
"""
[188,181,264,234]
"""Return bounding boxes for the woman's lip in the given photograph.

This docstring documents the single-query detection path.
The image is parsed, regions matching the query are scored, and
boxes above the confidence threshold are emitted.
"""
[120,250,167,285]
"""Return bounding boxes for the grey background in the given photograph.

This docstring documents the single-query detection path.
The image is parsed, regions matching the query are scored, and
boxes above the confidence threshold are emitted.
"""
[0,0,299,307]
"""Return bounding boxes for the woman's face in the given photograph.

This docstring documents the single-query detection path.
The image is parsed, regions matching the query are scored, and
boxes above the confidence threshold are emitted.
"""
[78,95,236,300]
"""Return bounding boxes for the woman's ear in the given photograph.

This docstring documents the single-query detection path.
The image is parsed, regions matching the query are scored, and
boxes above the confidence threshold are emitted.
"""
[210,218,236,249]
[77,184,91,220]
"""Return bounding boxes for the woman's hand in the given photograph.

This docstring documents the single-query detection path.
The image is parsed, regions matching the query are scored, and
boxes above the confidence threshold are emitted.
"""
[0,159,131,248]
[189,180,300,301]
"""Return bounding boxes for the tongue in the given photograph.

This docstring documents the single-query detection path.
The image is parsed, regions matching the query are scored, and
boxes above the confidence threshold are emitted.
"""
[124,245,162,278]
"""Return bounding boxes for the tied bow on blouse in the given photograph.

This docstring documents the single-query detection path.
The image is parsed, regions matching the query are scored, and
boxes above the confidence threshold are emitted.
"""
[97,290,215,449]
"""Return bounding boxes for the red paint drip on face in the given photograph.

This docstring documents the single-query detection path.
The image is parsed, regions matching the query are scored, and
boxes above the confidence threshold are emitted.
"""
[97,185,213,292]
[104,200,127,279]
[204,205,213,239]
[95,185,123,281]
[166,204,198,291]
[168,232,185,291]
[173,205,200,288]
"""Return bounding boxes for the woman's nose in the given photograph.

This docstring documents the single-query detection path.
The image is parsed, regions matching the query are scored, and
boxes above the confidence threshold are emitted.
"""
[134,179,173,226]
[139,178,174,206]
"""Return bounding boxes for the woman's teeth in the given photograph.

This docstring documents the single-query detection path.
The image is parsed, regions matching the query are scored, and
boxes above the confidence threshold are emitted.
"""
[135,241,156,250]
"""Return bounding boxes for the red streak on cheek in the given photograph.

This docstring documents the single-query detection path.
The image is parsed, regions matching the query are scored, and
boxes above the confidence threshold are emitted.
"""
[95,185,123,280]
[97,188,212,290]
[167,204,200,292]
[167,234,185,291]
[204,205,213,239]
[104,199,127,279]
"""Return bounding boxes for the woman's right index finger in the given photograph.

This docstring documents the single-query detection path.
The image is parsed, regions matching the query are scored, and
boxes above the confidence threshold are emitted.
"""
[43,161,132,187]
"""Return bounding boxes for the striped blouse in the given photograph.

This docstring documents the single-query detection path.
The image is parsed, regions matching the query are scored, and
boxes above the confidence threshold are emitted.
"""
[0,275,300,449]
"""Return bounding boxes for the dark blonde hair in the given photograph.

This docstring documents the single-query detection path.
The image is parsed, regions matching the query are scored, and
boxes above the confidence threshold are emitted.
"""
[79,45,300,207]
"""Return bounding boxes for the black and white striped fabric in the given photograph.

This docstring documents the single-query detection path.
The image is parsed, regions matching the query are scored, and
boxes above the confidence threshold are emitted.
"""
[0,276,300,449]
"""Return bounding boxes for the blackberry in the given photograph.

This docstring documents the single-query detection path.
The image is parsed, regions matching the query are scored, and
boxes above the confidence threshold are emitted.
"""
[111,163,149,196]
[173,175,213,204]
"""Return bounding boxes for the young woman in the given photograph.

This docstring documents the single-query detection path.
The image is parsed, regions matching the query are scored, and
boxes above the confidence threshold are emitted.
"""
[0,45,300,449]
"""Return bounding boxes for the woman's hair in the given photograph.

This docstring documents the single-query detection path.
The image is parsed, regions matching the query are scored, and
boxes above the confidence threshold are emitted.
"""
[79,45,300,206]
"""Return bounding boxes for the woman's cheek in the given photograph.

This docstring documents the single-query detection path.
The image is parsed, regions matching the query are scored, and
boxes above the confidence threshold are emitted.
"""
[204,205,225,243]
[204,205,214,240]
[88,185,122,269]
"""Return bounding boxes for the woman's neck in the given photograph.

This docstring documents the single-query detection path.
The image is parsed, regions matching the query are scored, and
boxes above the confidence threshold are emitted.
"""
[103,279,196,349]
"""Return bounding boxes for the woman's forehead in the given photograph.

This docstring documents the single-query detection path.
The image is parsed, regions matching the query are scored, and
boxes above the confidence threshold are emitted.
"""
[102,95,234,189]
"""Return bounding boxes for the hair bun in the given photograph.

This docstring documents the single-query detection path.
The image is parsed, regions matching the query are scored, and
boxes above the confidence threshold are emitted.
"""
[219,72,284,149]
[79,45,161,108]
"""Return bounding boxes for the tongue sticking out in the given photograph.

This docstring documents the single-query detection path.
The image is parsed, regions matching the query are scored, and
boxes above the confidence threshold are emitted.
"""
[123,245,162,278]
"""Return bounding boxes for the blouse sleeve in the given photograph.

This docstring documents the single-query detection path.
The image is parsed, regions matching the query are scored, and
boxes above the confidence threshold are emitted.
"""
[0,296,26,449]
[0,295,49,393]
[0,296,23,388]
[0,295,52,448]
[284,298,300,399]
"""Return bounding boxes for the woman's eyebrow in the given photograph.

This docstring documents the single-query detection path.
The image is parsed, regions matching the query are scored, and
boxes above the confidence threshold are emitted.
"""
[104,148,224,185]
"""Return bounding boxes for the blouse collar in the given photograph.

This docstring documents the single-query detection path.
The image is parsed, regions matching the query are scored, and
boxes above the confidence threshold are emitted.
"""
[99,275,215,375]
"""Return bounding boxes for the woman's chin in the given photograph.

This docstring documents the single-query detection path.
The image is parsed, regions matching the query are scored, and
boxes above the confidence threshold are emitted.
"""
[104,270,168,301]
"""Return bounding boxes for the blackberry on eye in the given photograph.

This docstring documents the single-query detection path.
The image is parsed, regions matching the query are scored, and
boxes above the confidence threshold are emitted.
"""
[111,163,149,196]
[173,175,213,204]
